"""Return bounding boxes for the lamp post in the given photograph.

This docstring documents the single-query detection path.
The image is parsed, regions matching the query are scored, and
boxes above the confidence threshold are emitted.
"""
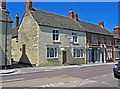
[5,10,9,70]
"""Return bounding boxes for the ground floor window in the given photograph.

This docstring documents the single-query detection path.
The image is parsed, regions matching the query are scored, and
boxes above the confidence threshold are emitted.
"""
[106,49,112,60]
[47,47,58,58]
[115,51,119,59]
[73,48,84,58]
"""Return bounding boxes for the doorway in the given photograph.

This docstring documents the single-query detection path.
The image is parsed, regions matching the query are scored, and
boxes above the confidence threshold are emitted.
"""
[62,51,67,64]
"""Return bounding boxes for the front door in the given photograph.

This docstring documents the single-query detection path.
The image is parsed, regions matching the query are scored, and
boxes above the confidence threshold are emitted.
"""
[63,51,67,64]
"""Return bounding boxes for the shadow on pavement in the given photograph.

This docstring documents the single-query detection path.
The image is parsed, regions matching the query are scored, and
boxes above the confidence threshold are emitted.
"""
[11,61,34,69]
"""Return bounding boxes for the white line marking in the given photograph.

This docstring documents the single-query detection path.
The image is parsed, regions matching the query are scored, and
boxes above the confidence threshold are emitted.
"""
[1,78,24,83]
[92,77,99,79]
[38,82,64,87]
[101,82,112,85]
[102,75,107,77]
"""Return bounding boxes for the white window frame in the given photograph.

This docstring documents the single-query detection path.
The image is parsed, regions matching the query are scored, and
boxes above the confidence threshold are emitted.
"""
[72,32,78,43]
[46,47,58,59]
[53,30,60,42]
[106,49,112,60]
[73,48,84,58]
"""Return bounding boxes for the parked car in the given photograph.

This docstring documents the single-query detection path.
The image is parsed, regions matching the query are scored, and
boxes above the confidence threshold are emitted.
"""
[113,61,120,79]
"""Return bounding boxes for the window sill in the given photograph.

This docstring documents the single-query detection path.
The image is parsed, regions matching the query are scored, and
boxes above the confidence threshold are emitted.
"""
[47,57,58,59]
[74,57,84,59]
[73,42,79,45]
[53,41,61,43]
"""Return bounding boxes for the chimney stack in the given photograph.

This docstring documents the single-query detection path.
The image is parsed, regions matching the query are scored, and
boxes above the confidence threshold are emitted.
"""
[74,14,78,21]
[114,26,120,34]
[99,21,104,28]
[0,0,6,10]
[26,0,32,12]
[15,13,19,28]
[69,9,74,18]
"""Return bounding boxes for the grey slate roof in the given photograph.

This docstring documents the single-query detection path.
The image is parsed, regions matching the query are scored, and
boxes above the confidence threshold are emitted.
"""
[78,21,112,36]
[30,9,84,32]
[111,31,120,39]
[11,27,18,38]
[0,9,13,23]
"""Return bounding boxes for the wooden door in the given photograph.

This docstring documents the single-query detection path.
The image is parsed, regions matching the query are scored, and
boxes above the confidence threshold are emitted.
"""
[63,51,67,64]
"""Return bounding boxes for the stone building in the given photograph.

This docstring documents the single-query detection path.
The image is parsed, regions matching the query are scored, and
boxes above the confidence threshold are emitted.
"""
[0,1,13,67]
[11,1,86,66]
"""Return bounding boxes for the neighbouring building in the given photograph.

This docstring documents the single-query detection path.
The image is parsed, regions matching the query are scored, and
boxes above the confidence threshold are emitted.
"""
[11,0,87,66]
[112,26,120,61]
[0,0,13,67]
[69,11,114,63]
[79,21,114,63]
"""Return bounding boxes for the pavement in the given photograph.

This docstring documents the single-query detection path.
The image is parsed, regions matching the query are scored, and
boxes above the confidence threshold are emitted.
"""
[0,62,117,75]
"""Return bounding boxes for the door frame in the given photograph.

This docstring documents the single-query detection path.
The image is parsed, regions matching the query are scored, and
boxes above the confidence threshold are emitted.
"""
[62,51,67,64]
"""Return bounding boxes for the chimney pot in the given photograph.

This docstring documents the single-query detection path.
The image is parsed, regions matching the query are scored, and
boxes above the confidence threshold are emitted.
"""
[0,0,6,10]
[114,26,120,34]
[15,13,19,28]
[69,9,74,18]
[26,0,32,12]
[74,14,78,21]
[99,21,104,28]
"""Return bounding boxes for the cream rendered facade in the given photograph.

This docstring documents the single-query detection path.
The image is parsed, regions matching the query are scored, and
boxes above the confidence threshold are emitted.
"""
[12,12,86,66]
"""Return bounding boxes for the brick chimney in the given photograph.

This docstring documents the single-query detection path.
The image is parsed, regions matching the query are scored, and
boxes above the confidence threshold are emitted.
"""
[114,26,120,34]
[69,9,74,18]
[74,14,78,21]
[0,0,6,10]
[26,0,32,12]
[15,13,19,28]
[99,21,104,28]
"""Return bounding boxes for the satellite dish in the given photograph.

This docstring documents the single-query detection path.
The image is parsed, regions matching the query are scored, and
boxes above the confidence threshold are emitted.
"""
[69,35,74,43]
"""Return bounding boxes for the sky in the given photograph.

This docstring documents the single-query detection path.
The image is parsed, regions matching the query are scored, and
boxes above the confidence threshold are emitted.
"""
[6,2,118,32]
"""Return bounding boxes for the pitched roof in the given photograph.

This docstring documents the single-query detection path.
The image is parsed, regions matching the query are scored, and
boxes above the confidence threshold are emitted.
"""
[0,9,13,23]
[30,9,84,32]
[78,21,112,36]
[11,27,18,38]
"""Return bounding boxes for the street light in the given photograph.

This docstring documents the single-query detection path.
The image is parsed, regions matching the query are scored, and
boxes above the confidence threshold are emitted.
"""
[4,10,9,70]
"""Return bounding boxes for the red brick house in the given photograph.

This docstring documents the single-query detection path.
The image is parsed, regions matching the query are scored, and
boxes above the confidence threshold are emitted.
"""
[112,26,120,61]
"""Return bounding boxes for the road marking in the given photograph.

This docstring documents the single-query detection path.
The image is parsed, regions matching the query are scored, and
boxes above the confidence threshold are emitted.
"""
[92,77,99,79]
[101,82,112,85]
[1,78,24,83]
[102,75,107,77]
[38,82,64,87]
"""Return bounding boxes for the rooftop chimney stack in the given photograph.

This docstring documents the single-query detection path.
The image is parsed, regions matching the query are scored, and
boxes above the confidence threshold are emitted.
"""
[114,26,120,34]
[69,9,74,18]
[74,14,78,21]
[26,0,32,12]
[99,21,104,28]
[15,13,19,28]
[0,0,6,10]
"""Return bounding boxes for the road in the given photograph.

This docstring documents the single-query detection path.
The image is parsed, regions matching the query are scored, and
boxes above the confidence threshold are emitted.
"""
[1,64,120,87]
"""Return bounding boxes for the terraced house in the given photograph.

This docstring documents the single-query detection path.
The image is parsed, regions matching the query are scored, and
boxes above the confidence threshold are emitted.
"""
[11,0,114,66]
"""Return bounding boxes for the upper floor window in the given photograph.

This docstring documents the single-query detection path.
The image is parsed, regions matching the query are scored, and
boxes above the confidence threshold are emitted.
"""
[53,30,59,42]
[100,36,104,44]
[106,37,112,45]
[72,32,78,43]
[91,35,98,44]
